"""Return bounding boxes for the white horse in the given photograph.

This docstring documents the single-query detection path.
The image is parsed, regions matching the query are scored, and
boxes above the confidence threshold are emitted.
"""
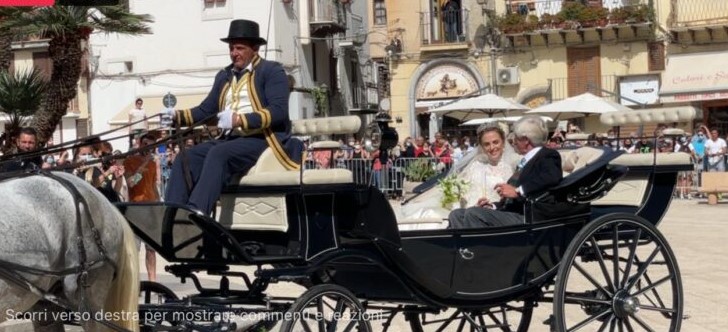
[0,172,139,331]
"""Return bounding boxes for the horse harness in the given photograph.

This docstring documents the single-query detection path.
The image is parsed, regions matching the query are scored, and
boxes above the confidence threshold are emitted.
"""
[0,170,129,332]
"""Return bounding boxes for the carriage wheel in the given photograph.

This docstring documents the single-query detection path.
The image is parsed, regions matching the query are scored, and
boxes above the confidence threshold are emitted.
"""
[406,299,534,332]
[553,213,683,331]
[139,281,181,332]
[279,284,372,332]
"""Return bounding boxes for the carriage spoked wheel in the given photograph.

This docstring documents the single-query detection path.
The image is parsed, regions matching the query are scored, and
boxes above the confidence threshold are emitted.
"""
[406,299,535,332]
[139,281,181,332]
[553,213,683,331]
[279,284,372,332]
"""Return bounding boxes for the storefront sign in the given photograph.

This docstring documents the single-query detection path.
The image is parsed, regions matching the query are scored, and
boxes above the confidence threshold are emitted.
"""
[661,90,728,103]
[660,51,728,103]
[416,64,478,100]
[620,75,659,106]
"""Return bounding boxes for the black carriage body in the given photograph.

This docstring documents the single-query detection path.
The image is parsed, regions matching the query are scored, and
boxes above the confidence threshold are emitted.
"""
[118,182,587,308]
[118,149,691,311]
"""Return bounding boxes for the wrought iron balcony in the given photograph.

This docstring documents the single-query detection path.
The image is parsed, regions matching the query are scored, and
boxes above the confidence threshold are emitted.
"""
[342,13,365,46]
[420,8,470,47]
[669,0,728,28]
[498,0,653,47]
[349,85,379,113]
[667,0,728,44]
[309,0,346,37]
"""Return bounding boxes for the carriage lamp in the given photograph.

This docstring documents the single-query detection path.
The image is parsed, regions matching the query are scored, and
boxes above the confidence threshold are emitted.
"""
[363,112,398,154]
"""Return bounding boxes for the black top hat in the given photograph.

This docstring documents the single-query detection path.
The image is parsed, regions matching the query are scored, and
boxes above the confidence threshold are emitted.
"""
[220,19,267,45]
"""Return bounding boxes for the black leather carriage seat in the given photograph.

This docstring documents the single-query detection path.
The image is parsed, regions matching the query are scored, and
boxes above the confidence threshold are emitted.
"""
[218,116,362,232]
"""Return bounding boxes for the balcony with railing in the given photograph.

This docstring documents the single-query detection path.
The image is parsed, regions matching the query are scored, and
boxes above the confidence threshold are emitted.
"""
[667,0,728,44]
[342,13,364,46]
[349,85,379,113]
[419,8,470,51]
[309,0,346,37]
[549,75,618,102]
[497,0,653,48]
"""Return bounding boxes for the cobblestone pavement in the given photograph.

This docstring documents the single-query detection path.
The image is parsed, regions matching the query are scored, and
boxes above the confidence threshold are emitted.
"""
[1,199,726,331]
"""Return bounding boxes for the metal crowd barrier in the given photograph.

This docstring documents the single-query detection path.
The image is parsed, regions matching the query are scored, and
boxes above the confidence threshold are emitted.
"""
[304,157,444,197]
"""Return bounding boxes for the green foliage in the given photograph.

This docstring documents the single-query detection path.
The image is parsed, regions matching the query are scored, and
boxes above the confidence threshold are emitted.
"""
[496,13,526,33]
[0,5,153,141]
[625,4,653,23]
[609,6,630,22]
[581,6,608,22]
[438,174,470,209]
[0,68,47,151]
[310,85,329,117]
[539,13,563,29]
[0,69,47,115]
[403,159,437,182]
[557,2,586,22]
[526,14,540,31]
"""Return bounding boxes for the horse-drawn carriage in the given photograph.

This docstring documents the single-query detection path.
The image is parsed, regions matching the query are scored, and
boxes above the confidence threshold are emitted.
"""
[116,108,692,332]
[0,107,692,332]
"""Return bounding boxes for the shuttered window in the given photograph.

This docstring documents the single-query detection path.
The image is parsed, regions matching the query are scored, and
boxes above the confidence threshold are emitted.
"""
[567,47,602,97]
[8,53,14,74]
[32,52,52,81]
[374,0,387,25]
[76,118,89,138]
[648,42,665,71]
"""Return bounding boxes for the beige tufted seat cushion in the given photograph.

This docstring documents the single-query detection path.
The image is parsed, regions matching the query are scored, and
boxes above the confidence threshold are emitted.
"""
[234,116,362,186]
[600,107,696,126]
[219,116,362,232]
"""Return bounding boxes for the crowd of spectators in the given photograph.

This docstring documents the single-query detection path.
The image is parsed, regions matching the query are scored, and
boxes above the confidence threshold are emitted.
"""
[299,122,727,200]
[2,120,726,202]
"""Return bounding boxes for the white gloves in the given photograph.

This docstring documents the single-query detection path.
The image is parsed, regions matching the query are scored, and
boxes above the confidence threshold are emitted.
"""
[217,109,234,130]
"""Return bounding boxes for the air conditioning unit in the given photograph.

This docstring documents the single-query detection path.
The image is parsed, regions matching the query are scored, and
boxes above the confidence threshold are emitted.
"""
[476,0,495,11]
[497,67,520,86]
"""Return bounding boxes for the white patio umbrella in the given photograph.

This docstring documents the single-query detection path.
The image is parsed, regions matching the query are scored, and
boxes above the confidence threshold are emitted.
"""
[427,93,530,122]
[525,92,631,120]
[460,115,553,126]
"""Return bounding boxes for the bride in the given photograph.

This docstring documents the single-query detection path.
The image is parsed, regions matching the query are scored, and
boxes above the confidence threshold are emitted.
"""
[398,124,520,227]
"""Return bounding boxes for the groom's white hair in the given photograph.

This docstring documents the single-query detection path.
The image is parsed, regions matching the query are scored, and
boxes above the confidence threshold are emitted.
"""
[513,115,548,146]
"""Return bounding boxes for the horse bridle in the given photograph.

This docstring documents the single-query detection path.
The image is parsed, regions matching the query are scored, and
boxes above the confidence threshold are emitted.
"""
[0,170,130,332]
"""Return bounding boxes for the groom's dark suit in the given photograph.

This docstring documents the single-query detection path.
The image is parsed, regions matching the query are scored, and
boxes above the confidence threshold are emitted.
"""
[448,147,562,228]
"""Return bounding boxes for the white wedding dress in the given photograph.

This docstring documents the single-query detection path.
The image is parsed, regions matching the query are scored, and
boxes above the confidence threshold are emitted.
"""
[397,146,520,230]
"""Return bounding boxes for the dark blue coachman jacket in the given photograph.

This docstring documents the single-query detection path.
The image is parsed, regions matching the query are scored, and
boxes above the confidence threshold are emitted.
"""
[174,54,300,170]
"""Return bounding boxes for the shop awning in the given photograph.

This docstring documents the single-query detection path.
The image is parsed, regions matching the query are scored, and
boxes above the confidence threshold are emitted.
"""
[660,51,728,103]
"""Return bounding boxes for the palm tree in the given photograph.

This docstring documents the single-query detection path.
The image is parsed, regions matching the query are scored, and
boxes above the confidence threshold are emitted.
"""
[0,6,152,142]
[0,29,11,71]
[0,69,47,153]
[0,8,31,71]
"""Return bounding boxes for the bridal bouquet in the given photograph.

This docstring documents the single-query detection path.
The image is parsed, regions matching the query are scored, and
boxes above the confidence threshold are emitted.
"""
[438,174,470,209]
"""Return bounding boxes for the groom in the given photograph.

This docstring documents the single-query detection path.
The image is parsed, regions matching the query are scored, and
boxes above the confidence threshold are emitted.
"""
[448,115,562,228]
